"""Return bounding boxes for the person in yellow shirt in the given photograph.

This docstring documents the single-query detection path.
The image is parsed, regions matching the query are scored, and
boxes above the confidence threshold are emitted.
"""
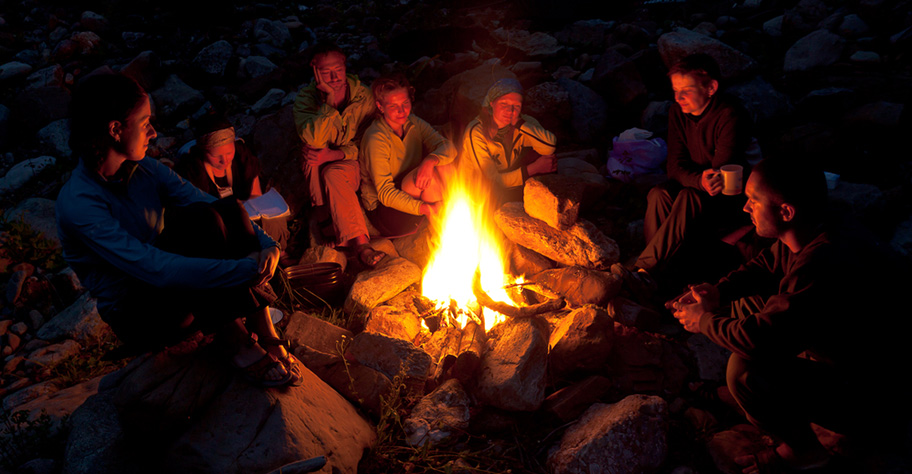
[293,44,383,265]
[359,74,456,237]
[462,78,557,203]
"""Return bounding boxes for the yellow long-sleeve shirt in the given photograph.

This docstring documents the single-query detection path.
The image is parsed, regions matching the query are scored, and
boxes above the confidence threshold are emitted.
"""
[360,115,456,215]
[292,74,375,162]
[461,114,557,189]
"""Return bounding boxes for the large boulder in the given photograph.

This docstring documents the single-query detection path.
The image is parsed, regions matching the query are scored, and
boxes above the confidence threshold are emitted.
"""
[475,318,548,411]
[590,49,647,106]
[403,378,471,447]
[36,292,110,343]
[548,394,669,474]
[784,29,845,72]
[343,256,422,313]
[149,74,205,121]
[557,78,609,143]
[529,266,622,307]
[193,40,234,76]
[2,197,60,247]
[657,28,758,81]
[548,305,614,376]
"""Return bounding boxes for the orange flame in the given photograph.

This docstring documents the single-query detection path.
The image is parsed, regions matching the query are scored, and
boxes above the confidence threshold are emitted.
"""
[421,169,519,332]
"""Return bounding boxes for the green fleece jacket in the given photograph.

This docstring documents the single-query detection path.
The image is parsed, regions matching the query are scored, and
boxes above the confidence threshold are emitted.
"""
[462,114,556,189]
[293,74,375,161]
[360,114,456,215]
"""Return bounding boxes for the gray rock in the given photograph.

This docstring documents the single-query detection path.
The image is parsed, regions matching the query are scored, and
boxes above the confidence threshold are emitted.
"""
[250,88,286,115]
[763,15,784,37]
[24,339,81,371]
[523,81,572,139]
[422,60,516,129]
[557,78,609,143]
[491,28,563,57]
[297,245,347,272]
[838,14,869,38]
[346,332,432,393]
[0,104,9,147]
[404,378,471,447]
[549,305,614,376]
[543,375,614,423]
[555,19,614,50]
[26,65,65,89]
[193,40,234,76]
[784,29,845,72]
[850,51,880,63]
[524,174,586,230]
[63,390,131,474]
[150,74,205,120]
[844,101,904,127]
[364,305,423,343]
[2,380,59,413]
[829,181,884,219]
[37,118,72,157]
[254,18,291,48]
[0,156,56,194]
[548,394,669,474]
[3,197,60,247]
[782,0,829,34]
[476,318,548,411]
[37,292,110,343]
[80,11,108,32]
[687,333,732,382]
[242,55,278,78]
[591,49,647,106]
[726,77,793,124]
[530,266,623,307]
[610,324,689,395]
[495,202,620,270]
[607,297,661,331]
[284,310,353,355]
[0,61,33,81]
[657,28,758,80]
[252,105,306,213]
[10,375,103,436]
[295,347,392,417]
[890,216,912,259]
[121,50,161,92]
[9,85,71,134]
[343,256,421,313]
[70,31,102,55]
[557,153,610,188]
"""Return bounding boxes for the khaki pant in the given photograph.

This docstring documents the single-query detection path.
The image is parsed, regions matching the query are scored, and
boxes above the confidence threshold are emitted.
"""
[305,159,368,245]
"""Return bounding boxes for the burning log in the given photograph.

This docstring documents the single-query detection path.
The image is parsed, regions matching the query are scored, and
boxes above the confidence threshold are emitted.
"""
[472,272,565,318]
[432,324,462,385]
[451,320,485,384]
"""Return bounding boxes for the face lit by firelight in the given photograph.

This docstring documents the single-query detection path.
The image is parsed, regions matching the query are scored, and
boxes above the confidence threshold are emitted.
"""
[377,87,411,133]
[491,92,523,129]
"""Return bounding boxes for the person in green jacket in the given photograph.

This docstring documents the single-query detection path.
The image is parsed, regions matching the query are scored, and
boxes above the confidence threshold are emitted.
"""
[293,43,383,266]
[359,74,457,237]
[462,78,557,204]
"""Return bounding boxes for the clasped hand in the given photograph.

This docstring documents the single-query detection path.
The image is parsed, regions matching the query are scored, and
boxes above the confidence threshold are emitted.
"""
[667,283,719,333]
[249,246,280,287]
[701,169,724,196]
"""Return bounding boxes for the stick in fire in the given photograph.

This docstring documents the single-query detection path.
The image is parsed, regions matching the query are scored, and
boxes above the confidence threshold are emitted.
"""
[471,271,566,318]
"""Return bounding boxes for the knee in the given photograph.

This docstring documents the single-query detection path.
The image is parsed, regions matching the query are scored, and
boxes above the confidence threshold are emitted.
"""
[647,185,672,205]
[726,353,752,403]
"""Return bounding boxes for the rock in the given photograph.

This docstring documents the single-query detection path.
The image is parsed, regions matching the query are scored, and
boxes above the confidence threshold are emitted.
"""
[784,29,845,72]
[364,305,423,343]
[3,380,59,412]
[250,88,286,115]
[557,153,610,188]
[782,0,828,34]
[547,394,669,474]
[80,11,108,32]
[254,18,291,48]
[295,347,392,416]
[687,334,732,382]
[9,85,71,135]
[3,197,61,247]
[726,77,793,124]
[0,156,56,194]
[849,51,880,64]
[121,50,162,92]
[508,243,556,278]
[242,55,278,78]
[149,74,205,121]
[252,105,305,213]
[5,268,32,306]
[549,306,614,376]
[475,318,548,411]
[62,390,131,474]
[71,31,103,55]
[838,14,869,38]
[24,339,81,371]
[491,28,563,58]
[555,19,613,50]
[404,378,471,447]
[557,78,609,143]
[763,15,784,37]
[37,118,72,157]
[0,104,9,147]
[706,424,772,474]
[346,332,432,394]
[543,375,614,423]
[0,61,32,81]
[37,292,110,343]
[609,324,689,396]
[193,40,234,76]
[607,297,661,331]
[523,81,572,139]
[531,266,622,307]
[343,256,421,313]
[844,101,904,128]
[890,216,912,259]
[657,28,758,80]
[284,311,352,355]
[495,202,620,270]
[428,60,516,130]
[524,174,587,230]
[26,65,65,89]
[591,49,647,106]
[4,332,20,353]
[391,219,434,268]
[298,245,347,271]
[16,458,57,474]
[10,375,103,435]
[828,181,884,219]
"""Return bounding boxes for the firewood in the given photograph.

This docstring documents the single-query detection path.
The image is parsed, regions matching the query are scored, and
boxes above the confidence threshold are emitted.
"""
[472,272,565,318]
[452,320,485,383]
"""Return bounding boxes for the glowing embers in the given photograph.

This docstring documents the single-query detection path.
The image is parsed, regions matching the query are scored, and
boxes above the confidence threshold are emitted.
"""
[421,178,518,332]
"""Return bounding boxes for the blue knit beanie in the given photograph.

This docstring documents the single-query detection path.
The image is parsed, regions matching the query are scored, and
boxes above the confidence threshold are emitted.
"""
[482,78,523,108]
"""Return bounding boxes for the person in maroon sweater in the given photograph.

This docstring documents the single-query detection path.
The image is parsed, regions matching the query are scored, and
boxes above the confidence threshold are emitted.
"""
[671,158,910,472]
[632,54,754,290]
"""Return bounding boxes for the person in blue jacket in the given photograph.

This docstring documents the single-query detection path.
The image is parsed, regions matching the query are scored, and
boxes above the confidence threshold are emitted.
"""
[56,73,300,388]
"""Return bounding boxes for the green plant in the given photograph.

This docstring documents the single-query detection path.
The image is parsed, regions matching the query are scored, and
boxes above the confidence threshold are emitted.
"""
[0,410,67,469]
[47,331,129,386]
[0,217,65,272]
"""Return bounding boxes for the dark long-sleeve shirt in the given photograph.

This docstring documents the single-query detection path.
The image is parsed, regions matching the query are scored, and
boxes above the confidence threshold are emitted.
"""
[666,94,752,190]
